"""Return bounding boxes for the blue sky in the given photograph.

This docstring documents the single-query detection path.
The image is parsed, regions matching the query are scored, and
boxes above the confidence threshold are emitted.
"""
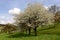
[0,0,60,24]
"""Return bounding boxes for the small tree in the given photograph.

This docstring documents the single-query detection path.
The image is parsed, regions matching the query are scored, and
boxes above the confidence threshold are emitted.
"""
[1,23,17,34]
[55,11,60,22]
[48,5,60,27]
[15,3,54,36]
[49,4,60,14]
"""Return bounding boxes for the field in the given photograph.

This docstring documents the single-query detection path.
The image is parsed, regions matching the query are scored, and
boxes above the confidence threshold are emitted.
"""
[0,23,60,40]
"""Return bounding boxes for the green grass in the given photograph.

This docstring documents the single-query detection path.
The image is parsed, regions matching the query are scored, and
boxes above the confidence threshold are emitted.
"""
[0,33,60,40]
[0,23,60,40]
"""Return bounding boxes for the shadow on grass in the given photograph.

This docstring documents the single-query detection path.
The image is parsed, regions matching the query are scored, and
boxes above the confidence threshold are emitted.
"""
[7,33,35,38]
[7,32,60,38]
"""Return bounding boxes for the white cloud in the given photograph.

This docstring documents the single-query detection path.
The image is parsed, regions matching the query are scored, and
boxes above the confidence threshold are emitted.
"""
[0,19,14,24]
[6,20,14,24]
[0,15,14,24]
[0,16,6,19]
[7,17,15,24]
[8,8,20,14]
[44,6,48,10]
[0,8,20,24]
[0,20,6,24]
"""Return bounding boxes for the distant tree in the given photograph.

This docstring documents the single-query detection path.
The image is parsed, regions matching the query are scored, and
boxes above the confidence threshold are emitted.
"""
[49,4,60,14]
[1,23,17,34]
[55,11,60,22]
[49,5,60,26]
[14,3,54,36]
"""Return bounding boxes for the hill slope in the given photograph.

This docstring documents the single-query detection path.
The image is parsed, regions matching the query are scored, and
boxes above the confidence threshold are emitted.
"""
[0,23,60,40]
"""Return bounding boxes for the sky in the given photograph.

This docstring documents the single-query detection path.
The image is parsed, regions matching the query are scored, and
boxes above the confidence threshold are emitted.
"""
[0,0,60,24]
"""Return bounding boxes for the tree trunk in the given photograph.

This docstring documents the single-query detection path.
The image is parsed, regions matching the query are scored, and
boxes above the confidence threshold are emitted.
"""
[34,27,37,36]
[29,28,31,35]
[26,29,28,34]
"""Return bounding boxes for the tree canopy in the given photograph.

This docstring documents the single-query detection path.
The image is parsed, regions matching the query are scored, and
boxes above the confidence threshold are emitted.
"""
[14,3,54,35]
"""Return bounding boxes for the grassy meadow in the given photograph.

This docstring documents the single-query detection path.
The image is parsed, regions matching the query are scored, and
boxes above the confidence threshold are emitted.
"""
[0,23,60,40]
